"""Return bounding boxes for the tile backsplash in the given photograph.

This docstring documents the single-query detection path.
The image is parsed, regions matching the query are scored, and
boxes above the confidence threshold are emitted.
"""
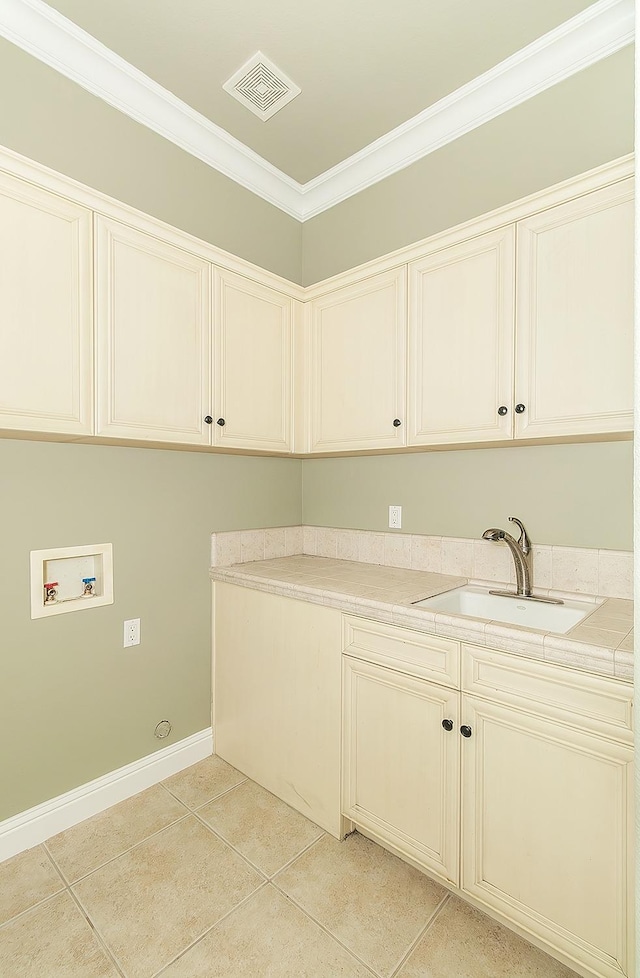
[211,525,633,600]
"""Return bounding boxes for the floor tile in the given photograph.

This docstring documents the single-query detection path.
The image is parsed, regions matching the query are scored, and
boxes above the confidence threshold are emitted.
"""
[46,784,188,881]
[396,896,579,977]
[198,780,324,876]
[0,891,119,978]
[275,832,447,977]
[73,815,263,978]
[159,884,373,977]
[163,755,246,809]
[0,845,63,925]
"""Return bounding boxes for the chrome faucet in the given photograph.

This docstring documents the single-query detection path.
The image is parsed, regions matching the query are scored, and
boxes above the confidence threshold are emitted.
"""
[481,517,562,605]
[482,517,532,596]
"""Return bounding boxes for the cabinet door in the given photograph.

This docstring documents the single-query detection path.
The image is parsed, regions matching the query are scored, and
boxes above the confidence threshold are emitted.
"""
[96,217,211,444]
[343,656,460,885]
[309,269,406,452]
[462,695,634,978]
[0,172,92,435]
[408,228,515,445]
[214,582,343,837]
[515,180,633,438]
[213,270,292,452]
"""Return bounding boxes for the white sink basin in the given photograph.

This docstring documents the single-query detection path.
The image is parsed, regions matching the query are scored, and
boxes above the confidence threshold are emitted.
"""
[413,586,596,634]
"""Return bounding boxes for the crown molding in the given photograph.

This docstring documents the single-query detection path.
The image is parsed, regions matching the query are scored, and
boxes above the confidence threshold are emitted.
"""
[0,0,303,216]
[303,154,634,297]
[297,0,635,218]
[0,0,633,222]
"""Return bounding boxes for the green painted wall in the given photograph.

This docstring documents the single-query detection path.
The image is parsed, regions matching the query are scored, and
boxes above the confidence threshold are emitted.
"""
[0,440,302,820]
[0,39,302,284]
[302,48,635,285]
[0,37,634,825]
[302,442,633,551]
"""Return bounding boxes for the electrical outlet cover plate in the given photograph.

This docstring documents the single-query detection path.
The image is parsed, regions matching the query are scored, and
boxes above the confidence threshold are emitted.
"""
[124,618,140,648]
[389,505,402,529]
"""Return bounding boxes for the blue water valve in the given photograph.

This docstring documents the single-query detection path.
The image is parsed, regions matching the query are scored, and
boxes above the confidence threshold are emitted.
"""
[82,577,97,597]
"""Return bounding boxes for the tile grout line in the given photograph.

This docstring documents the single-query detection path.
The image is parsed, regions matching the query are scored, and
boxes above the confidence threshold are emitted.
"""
[170,791,377,973]
[194,810,326,882]
[268,876,382,978]
[160,774,249,811]
[150,880,272,978]
[42,839,74,888]
[44,811,193,886]
[43,771,252,889]
[388,891,452,977]
[67,877,130,978]
[0,885,64,933]
[41,843,128,978]
[188,807,271,881]
[264,830,326,880]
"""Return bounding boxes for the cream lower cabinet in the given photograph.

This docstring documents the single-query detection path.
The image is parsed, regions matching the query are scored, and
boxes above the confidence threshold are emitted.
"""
[213,270,293,452]
[462,695,633,978]
[308,268,407,453]
[213,582,343,836]
[95,216,211,445]
[341,619,634,978]
[0,171,93,436]
[342,656,460,885]
[461,643,634,978]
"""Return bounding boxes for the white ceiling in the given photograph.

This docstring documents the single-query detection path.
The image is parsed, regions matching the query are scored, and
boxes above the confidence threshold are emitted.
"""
[0,0,634,218]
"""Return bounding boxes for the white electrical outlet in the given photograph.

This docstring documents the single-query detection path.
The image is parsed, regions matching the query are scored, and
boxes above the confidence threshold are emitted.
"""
[124,618,141,647]
[388,505,402,529]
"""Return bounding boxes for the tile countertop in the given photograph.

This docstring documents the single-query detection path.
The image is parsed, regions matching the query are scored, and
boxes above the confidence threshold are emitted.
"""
[210,555,634,682]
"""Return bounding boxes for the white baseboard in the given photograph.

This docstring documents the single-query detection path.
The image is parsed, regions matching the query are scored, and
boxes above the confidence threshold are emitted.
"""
[0,727,213,863]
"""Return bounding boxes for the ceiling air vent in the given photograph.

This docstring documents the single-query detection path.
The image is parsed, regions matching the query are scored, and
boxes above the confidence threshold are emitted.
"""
[223,52,301,121]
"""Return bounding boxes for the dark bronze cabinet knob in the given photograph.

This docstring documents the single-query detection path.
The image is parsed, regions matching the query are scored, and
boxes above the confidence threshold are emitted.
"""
[441,719,454,731]
[497,406,508,416]
[460,725,473,738]
[515,403,526,414]
[216,418,226,426]
[204,415,213,424]
[392,419,402,427]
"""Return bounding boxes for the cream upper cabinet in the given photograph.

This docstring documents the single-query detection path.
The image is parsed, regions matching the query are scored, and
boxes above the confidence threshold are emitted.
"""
[515,180,634,438]
[0,172,92,435]
[309,268,407,453]
[343,655,460,886]
[213,269,292,452]
[408,228,515,445]
[461,694,633,978]
[95,216,211,445]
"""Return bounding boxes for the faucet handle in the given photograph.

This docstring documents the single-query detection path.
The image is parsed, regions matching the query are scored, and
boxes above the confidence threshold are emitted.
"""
[508,517,531,554]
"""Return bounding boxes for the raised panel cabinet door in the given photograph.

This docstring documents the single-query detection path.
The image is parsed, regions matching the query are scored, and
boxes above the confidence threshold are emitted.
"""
[213,269,292,452]
[0,172,92,434]
[342,656,460,886]
[408,227,515,445]
[515,180,633,438]
[95,217,211,444]
[309,268,407,452]
[214,582,343,837]
[461,696,634,978]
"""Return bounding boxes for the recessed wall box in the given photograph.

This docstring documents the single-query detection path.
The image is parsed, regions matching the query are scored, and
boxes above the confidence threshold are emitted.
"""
[30,543,114,618]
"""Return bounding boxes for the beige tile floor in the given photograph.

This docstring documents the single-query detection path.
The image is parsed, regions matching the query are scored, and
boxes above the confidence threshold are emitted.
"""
[0,756,580,978]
